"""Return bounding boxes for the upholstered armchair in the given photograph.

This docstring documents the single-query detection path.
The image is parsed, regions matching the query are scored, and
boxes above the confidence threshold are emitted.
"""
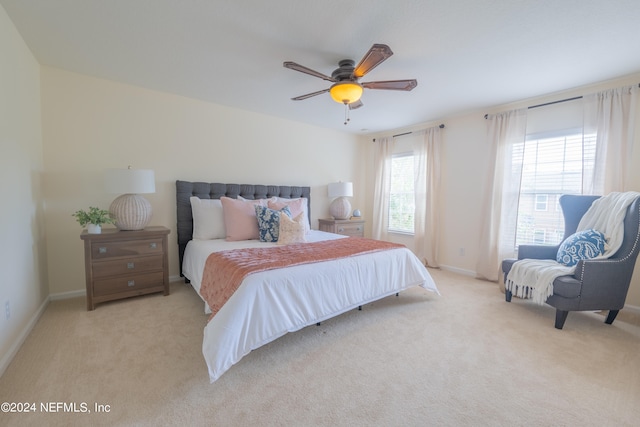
[501,194,640,329]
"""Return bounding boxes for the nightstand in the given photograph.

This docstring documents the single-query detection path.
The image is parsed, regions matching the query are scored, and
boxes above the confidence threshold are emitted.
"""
[80,226,170,310]
[318,218,365,237]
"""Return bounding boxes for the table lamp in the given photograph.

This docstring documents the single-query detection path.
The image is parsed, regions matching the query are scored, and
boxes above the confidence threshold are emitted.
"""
[105,167,155,230]
[328,181,353,220]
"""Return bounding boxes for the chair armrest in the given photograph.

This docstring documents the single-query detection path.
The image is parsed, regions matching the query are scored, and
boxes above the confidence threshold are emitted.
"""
[573,258,634,309]
[517,244,559,260]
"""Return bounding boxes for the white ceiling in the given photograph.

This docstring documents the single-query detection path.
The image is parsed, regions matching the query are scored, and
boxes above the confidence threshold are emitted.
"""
[3,0,640,135]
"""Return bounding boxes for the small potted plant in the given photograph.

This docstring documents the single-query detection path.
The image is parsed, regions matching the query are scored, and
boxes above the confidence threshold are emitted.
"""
[72,206,115,234]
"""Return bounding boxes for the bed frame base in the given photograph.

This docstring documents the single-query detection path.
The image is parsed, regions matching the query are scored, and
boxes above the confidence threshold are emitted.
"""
[315,294,400,326]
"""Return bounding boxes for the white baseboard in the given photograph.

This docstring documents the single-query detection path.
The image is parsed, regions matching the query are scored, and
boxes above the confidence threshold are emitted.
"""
[437,265,640,313]
[623,304,640,314]
[49,289,85,300]
[48,276,184,301]
[0,297,49,378]
[438,264,477,277]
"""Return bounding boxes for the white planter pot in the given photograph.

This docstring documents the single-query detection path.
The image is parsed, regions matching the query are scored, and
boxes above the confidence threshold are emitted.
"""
[87,224,102,234]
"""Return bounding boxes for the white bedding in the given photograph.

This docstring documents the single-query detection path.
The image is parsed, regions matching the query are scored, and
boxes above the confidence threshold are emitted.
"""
[182,230,439,383]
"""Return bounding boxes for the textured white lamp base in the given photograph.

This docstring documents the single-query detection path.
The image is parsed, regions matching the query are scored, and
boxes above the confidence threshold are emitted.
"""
[329,197,352,220]
[109,194,152,230]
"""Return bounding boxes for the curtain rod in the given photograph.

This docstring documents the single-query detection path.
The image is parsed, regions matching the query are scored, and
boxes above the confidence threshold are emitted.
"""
[484,83,640,119]
[372,124,445,142]
[528,95,582,110]
[483,95,581,119]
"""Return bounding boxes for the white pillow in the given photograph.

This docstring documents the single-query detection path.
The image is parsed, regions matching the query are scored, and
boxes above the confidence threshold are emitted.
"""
[190,197,225,240]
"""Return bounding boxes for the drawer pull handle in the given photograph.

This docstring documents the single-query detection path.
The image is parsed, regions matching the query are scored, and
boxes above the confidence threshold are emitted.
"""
[338,227,344,232]
[128,280,135,287]
[150,243,157,249]
[356,227,362,231]
[127,262,135,269]
[99,247,107,254]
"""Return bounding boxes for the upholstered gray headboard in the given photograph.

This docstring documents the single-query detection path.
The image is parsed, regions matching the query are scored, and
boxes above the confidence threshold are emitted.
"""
[175,180,311,277]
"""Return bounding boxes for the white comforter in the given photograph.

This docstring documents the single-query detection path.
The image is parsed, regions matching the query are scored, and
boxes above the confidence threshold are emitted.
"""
[182,231,439,383]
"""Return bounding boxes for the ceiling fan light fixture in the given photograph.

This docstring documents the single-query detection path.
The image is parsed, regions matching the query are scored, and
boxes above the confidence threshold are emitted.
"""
[329,82,363,104]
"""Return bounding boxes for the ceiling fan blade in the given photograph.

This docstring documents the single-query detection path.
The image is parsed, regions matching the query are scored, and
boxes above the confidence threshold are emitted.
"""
[283,61,336,82]
[362,79,418,91]
[353,44,393,78]
[291,88,330,101]
[349,100,363,110]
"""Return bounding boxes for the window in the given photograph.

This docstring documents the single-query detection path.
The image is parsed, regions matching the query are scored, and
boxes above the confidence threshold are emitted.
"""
[514,131,596,248]
[533,229,546,244]
[388,153,414,233]
[553,229,564,242]
[534,194,548,211]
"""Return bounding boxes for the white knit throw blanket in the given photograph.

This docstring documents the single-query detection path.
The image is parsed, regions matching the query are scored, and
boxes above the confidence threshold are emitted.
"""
[506,192,640,305]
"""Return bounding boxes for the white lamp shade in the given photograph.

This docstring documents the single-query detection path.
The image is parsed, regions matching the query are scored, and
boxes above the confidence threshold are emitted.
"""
[105,168,155,194]
[327,182,353,198]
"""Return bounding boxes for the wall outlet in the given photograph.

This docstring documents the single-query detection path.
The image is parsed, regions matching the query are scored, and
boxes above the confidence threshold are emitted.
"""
[459,247,466,256]
[5,301,9,320]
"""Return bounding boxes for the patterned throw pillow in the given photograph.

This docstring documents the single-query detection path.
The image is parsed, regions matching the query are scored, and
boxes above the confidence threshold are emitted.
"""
[268,197,311,234]
[255,205,291,242]
[277,212,307,245]
[556,229,607,266]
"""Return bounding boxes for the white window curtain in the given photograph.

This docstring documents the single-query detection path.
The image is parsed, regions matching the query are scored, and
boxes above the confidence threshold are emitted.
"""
[476,84,638,282]
[476,109,528,281]
[583,85,639,194]
[372,137,393,241]
[414,127,442,267]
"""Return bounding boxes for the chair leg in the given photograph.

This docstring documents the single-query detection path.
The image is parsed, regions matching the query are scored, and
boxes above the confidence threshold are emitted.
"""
[605,310,619,325]
[555,310,569,329]
[505,289,512,302]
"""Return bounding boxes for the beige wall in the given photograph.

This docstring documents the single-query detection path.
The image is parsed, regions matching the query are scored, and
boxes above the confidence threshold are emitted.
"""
[0,5,48,371]
[40,67,364,295]
[364,72,640,308]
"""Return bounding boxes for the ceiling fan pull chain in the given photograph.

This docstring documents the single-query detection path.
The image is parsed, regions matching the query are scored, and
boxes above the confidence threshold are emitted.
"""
[344,103,350,125]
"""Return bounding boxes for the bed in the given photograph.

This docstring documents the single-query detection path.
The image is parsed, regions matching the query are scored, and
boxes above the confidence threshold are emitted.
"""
[176,180,439,383]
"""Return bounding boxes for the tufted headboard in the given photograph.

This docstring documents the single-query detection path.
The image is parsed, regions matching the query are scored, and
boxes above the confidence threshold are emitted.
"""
[175,180,311,277]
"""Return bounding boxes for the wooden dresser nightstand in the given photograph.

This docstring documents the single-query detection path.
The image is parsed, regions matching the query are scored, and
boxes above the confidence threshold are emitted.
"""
[318,218,365,237]
[80,226,170,310]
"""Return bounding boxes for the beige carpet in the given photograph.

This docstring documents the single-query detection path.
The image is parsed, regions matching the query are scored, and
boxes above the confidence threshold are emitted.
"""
[1,268,639,426]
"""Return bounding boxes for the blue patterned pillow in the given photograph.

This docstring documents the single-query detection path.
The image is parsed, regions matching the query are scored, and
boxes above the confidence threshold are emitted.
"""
[556,229,607,267]
[255,205,291,242]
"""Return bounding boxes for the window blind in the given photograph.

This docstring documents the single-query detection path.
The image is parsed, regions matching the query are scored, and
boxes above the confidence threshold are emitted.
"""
[388,153,415,233]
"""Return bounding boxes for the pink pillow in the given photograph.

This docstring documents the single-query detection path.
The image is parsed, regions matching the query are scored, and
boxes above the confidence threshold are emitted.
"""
[268,197,310,233]
[220,197,266,241]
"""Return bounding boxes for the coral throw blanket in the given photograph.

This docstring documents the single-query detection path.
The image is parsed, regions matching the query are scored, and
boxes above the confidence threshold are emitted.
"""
[200,237,405,319]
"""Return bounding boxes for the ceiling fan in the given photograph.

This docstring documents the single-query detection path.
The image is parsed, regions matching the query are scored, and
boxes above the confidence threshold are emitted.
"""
[283,44,417,121]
